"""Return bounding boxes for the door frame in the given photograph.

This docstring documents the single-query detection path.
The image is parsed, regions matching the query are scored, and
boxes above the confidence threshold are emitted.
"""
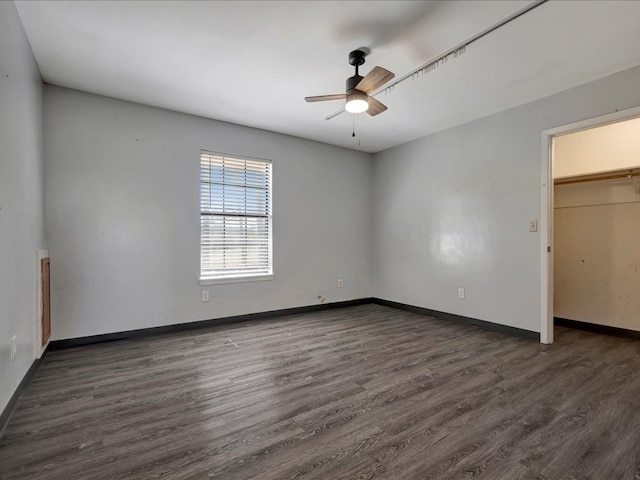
[540,105,640,344]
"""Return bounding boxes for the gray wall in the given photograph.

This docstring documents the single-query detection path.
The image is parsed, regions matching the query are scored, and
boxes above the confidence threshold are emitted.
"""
[44,86,372,340]
[0,2,44,414]
[372,65,640,333]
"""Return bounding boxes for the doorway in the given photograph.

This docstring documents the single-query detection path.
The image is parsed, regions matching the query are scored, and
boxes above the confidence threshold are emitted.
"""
[541,106,640,344]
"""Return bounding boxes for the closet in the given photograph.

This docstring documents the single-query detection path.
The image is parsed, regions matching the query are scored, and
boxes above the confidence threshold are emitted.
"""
[553,116,640,332]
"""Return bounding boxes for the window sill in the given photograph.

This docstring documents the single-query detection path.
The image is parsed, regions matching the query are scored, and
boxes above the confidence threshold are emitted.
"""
[199,274,274,286]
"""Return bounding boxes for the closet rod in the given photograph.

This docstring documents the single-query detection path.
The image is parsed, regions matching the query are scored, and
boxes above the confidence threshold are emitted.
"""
[555,170,640,186]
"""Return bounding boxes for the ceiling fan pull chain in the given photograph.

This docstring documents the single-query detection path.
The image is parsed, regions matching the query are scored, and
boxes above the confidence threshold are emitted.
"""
[351,114,361,146]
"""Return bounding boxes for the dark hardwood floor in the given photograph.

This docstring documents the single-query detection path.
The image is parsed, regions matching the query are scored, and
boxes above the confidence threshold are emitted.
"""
[1,303,640,479]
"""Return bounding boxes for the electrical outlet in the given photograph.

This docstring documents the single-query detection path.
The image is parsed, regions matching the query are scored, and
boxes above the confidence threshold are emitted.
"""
[10,335,16,361]
[201,290,210,302]
[457,288,465,299]
[337,279,343,288]
[529,220,538,232]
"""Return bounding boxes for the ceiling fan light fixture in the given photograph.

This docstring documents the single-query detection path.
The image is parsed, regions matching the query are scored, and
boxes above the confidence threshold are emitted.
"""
[345,92,369,113]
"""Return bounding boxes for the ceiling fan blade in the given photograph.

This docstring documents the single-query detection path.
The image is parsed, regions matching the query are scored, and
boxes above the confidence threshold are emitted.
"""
[305,94,347,103]
[356,66,395,94]
[367,97,388,116]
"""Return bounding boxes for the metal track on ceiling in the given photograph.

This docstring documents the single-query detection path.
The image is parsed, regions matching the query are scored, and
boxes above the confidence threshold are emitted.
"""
[326,0,549,121]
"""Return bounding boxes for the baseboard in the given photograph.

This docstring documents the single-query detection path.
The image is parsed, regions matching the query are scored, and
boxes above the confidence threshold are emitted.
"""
[49,298,376,350]
[373,298,540,340]
[0,350,47,437]
[50,297,540,350]
[555,317,640,340]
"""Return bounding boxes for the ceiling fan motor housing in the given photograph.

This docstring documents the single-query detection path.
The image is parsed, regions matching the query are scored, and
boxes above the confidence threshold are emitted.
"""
[346,74,364,94]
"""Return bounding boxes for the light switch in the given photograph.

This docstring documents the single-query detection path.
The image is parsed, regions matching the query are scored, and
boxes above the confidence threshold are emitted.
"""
[529,220,538,232]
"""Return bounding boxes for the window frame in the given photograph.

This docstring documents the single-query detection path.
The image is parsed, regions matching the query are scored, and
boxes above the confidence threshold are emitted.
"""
[198,150,273,286]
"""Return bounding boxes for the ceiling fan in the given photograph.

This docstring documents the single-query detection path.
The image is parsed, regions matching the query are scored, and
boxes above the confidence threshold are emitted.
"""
[305,49,395,116]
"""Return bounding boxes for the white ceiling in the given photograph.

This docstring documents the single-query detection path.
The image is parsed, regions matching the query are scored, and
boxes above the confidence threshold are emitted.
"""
[14,0,640,153]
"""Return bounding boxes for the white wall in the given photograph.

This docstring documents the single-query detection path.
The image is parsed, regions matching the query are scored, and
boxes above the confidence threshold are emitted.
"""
[0,2,44,414]
[44,86,372,340]
[554,180,640,330]
[372,65,640,333]
[554,116,640,179]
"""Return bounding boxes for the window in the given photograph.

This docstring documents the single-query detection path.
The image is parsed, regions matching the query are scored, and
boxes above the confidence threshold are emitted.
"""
[200,151,272,283]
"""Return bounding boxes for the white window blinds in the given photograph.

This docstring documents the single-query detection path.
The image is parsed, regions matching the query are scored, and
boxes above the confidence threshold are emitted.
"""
[200,151,272,281]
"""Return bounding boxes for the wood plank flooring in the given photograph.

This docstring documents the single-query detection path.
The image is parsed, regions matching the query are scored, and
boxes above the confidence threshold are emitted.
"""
[1,303,640,479]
